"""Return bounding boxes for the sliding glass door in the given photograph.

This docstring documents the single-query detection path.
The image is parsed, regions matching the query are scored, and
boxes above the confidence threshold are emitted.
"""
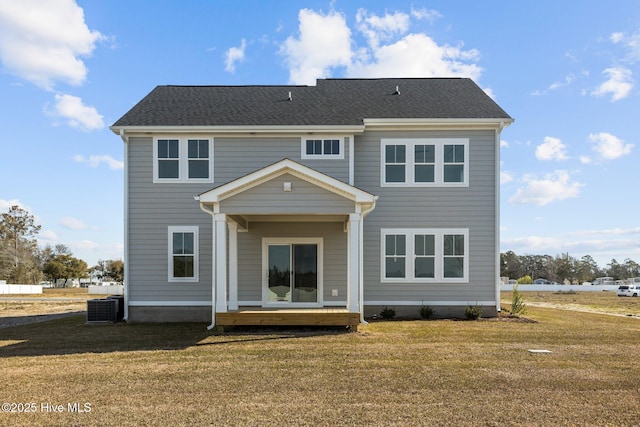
[266,241,319,304]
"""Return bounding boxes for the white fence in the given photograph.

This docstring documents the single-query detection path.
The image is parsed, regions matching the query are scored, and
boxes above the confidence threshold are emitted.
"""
[88,285,124,295]
[0,284,43,294]
[500,284,619,293]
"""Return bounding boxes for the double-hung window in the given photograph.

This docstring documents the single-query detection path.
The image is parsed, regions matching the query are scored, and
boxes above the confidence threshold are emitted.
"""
[381,229,468,282]
[301,137,344,159]
[381,139,468,186]
[168,226,199,282]
[154,137,213,183]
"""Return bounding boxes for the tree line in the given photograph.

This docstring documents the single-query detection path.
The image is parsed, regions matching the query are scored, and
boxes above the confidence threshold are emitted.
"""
[501,251,640,284]
[0,205,123,285]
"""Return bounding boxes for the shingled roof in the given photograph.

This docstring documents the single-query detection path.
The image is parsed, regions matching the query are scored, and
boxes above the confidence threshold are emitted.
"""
[112,78,512,128]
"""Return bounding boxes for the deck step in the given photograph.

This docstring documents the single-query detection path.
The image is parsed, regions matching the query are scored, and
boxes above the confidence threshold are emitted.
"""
[216,311,359,326]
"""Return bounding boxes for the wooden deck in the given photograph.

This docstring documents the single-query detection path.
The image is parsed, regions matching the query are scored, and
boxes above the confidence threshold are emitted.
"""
[216,308,360,327]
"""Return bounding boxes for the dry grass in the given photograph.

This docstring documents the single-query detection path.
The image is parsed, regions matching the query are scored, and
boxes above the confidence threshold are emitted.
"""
[1,297,639,426]
[503,290,640,317]
[0,288,91,322]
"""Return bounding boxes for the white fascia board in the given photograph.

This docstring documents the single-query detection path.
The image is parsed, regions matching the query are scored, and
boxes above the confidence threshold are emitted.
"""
[110,125,365,136]
[363,118,513,130]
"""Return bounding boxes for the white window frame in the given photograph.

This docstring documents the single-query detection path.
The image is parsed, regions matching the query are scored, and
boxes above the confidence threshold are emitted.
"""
[381,138,469,187]
[153,137,214,183]
[301,137,345,159]
[381,228,469,283]
[168,226,199,282]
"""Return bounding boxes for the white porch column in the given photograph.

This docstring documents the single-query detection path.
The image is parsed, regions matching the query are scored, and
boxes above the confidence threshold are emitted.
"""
[347,213,361,313]
[214,213,228,313]
[227,220,238,311]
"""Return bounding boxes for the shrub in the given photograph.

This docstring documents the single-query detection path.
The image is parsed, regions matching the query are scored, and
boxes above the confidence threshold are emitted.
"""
[419,305,435,319]
[517,275,533,285]
[465,305,483,320]
[511,285,527,316]
[380,306,396,319]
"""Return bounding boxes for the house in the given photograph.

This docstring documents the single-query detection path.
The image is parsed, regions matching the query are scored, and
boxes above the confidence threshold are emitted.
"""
[110,78,513,329]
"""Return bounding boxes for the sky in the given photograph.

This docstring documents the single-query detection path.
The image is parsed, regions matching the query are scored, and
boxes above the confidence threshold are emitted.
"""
[0,0,639,269]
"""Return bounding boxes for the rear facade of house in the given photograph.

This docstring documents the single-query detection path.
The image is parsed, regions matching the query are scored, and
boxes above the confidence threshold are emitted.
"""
[110,78,512,327]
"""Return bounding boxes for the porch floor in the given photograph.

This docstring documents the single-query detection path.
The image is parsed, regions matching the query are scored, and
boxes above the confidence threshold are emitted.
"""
[216,308,360,327]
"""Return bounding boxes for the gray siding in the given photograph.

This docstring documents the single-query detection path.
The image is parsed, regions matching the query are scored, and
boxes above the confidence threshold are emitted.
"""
[354,130,497,304]
[127,135,350,304]
[220,173,355,214]
[127,137,213,303]
[127,129,497,309]
[215,136,350,185]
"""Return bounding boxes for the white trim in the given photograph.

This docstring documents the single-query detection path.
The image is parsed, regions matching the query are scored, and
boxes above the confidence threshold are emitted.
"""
[228,221,238,311]
[111,125,366,135]
[168,226,200,282]
[120,130,130,321]
[129,300,211,307]
[364,300,496,306]
[300,136,345,159]
[261,237,324,307]
[495,123,505,310]
[381,138,469,187]
[214,214,227,313]
[348,135,355,186]
[381,228,469,283]
[347,214,360,313]
[363,118,513,130]
[153,136,214,183]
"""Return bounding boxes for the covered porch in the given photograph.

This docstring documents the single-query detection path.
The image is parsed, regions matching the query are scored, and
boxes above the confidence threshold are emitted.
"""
[195,159,377,329]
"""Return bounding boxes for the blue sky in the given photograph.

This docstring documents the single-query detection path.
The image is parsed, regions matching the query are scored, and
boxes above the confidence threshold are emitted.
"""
[0,0,639,268]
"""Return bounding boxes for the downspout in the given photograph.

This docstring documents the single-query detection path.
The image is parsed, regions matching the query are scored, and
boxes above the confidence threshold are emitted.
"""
[198,200,217,330]
[358,198,378,324]
[119,129,130,321]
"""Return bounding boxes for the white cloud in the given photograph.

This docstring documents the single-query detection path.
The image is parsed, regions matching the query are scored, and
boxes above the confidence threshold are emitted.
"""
[280,9,352,85]
[535,136,569,161]
[502,227,640,265]
[500,171,514,185]
[509,170,582,206]
[74,154,124,170]
[356,9,410,49]
[38,229,58,241]
[49,93,104,131]
[224,38,247,73]
[500,140,509,148]
[410,7,442,23]
[0,198,28,211]
[347,33,481,80]
[280,7,482,85]
[580,155,592,164]
[0,0,103,90]
[610,30,640,62]
[610,32,625,44]
[588,132,633,160]
[60,216,87,230]
[591,66,633,101]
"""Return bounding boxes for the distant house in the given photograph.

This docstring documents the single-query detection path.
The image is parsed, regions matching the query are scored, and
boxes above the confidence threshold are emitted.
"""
[533,278,550,285]
[110,78,513,328]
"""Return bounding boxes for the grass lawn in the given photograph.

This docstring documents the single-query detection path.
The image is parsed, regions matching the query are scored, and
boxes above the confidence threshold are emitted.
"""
[1,295,639,426]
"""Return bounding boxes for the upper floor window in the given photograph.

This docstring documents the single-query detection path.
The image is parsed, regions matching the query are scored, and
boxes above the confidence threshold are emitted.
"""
[301,137,344,159]
[381,139,468,187]
[381,228,468,283]
[154,137,213,183]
